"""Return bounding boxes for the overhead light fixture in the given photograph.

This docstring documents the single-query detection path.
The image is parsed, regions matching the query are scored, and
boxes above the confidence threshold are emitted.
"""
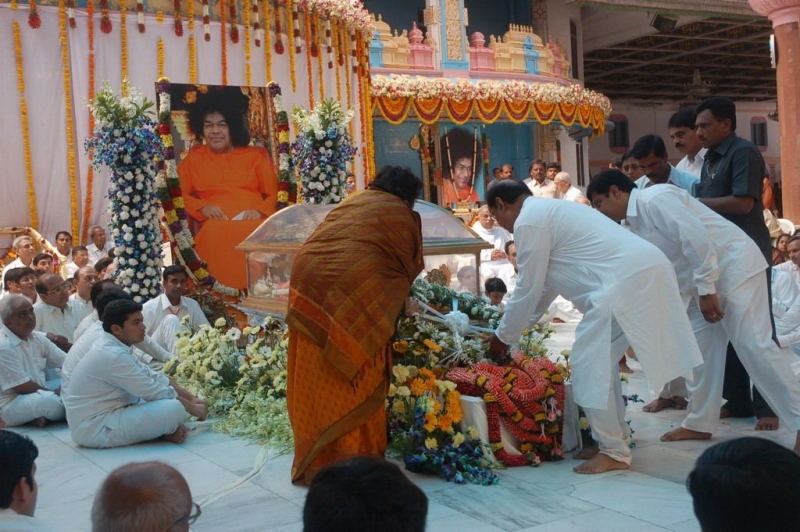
[650,14,678,33]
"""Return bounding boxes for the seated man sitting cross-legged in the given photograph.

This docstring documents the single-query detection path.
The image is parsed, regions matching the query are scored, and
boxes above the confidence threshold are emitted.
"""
[64,299,207,448]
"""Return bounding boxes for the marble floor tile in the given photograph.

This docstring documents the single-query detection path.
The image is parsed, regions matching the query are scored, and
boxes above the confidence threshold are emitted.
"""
[429,475,599,531]
[77,439,202,471]
[426,513,507,532]
[173,459,246,500]
[569,471,696,527]
[629,445,698,484]
[517,508,673,532]
[192,486,303,532]
[250,453,309,502]
[501,458,628,488]
[668,518,702,532]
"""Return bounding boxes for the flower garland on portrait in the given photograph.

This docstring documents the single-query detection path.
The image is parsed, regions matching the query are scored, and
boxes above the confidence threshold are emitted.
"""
[291,98,356,205]
[269,82,296,208]
[164,315,293,448]
[84,81,164,303]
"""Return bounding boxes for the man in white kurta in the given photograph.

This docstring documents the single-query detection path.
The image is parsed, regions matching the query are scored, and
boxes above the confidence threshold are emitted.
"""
[774,237,800,287]
[64,300,187,448]
[0,236,36,296]
[486,180,703,474]
[553,172,589,205]
[61,288,172,395]
[772,269,800,355]
[33,274,85,348]
[86,226,113,266]
[0,295,65,427]
[142,266,210,353]
[523,160,557,198]
[69,266,96,319]
[587,172,800,452]
[470,206,517,294]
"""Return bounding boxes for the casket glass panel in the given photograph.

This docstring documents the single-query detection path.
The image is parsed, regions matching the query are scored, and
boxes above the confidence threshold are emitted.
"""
[238,200,490,314]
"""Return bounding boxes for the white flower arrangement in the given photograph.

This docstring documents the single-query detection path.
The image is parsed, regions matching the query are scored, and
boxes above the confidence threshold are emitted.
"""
[85,81,163,303]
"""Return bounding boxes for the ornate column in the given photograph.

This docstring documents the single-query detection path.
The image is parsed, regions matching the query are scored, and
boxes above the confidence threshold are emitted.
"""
[425,0,470,72]
[750,0,800,219]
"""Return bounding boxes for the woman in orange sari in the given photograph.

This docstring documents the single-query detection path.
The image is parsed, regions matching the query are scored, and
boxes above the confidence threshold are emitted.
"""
[178,94,277,290]
[286,166,424,485]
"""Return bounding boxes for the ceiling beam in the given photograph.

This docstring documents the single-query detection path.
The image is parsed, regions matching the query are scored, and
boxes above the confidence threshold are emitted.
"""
[585,29,773,81]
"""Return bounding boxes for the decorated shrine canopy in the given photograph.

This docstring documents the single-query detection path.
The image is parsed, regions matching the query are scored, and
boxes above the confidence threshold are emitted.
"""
[372,74,611,133]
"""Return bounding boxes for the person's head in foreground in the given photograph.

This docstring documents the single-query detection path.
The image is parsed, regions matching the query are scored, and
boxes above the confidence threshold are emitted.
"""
[686,437,800,532]
[102,299,145,345]
[91,461,197,532]
[484,277,507,306]
[303,456,428,532]
[0,430,39,517]
[486,179,533,233]
[368,166,422,208]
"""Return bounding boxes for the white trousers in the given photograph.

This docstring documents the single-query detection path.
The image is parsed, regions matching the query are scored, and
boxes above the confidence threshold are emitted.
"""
[583,326,632,464]
[683,274,800,433]
[71,398,185,448]
[0,391,65,427]
[149,314,186,354]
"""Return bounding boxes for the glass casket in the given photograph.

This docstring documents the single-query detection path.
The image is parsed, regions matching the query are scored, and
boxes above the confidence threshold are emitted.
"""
[237,200,491,315]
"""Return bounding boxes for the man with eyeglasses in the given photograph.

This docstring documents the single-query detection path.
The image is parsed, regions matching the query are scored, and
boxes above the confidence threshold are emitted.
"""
[1,236,37,297]
[91,461,200,532]
[630,135,699,194]
[0,294,66,427]
[33,274,84,351]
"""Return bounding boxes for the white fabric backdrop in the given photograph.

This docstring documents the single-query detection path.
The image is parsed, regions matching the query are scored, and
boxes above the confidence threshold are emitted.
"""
[0,4,367,250]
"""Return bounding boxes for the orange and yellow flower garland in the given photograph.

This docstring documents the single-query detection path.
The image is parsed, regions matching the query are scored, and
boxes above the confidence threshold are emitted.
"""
[58,0,80,236]
[120,0,129,87]
[313,17,325,101]
[157,37,165,77]
[243,0,252,86]
[82,0,97,243]
[286,1,297,91]
[263,0,273,81]
[220,0,228,84]
[303,11,313,107]
[13,21,39,229]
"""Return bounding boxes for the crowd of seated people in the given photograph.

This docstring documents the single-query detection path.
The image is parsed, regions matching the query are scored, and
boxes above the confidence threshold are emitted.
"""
[0,262,207,444]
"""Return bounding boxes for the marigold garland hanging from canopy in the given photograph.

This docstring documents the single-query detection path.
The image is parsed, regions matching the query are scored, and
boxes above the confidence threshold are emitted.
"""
[371,75,611,133]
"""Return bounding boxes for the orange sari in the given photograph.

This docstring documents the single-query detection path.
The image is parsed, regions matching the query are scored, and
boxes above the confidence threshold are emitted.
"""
[286,190,424,484]
[178,145,278,289]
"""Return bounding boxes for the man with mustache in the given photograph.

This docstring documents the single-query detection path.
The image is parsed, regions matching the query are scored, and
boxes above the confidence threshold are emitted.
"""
[669,107,707,178]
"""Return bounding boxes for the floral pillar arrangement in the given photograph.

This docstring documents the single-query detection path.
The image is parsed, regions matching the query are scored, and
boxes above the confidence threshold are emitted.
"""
[291,99,356,204]
[85,81,164,302]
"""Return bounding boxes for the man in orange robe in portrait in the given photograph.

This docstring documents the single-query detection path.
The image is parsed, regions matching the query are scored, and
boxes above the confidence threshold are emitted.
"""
[285,167,424,485]
[178,94,277,290]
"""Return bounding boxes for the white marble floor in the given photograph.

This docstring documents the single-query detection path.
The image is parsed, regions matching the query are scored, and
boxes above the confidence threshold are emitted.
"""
[13,324,798,531]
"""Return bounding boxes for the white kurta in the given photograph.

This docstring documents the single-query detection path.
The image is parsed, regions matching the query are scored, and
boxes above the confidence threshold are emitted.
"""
[470,222,517,292]
[142,294,210,352]
[33,299,85,343]
[0,327,65,426]
[774,260,800,288]
[524,178,557,198]
[562,186,587,203]
[69,293,92,321]
[675,148,707,178]
[86,242,113,265]
[64,316,172,395]
[64,332,183,448]
[625,185,800,432]
[496,196,702,409]
[772,269,800,353]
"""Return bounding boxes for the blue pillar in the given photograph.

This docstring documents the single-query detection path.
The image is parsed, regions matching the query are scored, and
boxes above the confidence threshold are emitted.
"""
[524,36,540,74]
[370,33,384,67]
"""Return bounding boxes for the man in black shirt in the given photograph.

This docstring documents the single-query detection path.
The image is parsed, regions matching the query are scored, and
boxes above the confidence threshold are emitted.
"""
[694,96,776,430]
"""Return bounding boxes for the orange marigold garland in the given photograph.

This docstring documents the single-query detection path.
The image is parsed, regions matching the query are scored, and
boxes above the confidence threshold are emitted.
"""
[186,0,194,32]
[229,0,238,44]
[302,11,313,108]
[59,0,80,236]
[13,21,39,229]
[252,0,261,47]
[313,17,325,101]
[202,0,210,41]
[157,38,165,77]
[285,1,297,91]
[120,0,129,85]
[100,0,111,33]
[243,0,252,85]
[271,0,283,55]
[220,0,228,85]
[67,0,76,28]
[28,0,41,28]
[173,0,183,36]
[83,0,97,243]
[136,0,145,32]
[188,35,198,83]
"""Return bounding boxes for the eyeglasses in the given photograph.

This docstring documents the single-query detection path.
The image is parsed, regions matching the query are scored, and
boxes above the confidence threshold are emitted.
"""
[171,502,202,529]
